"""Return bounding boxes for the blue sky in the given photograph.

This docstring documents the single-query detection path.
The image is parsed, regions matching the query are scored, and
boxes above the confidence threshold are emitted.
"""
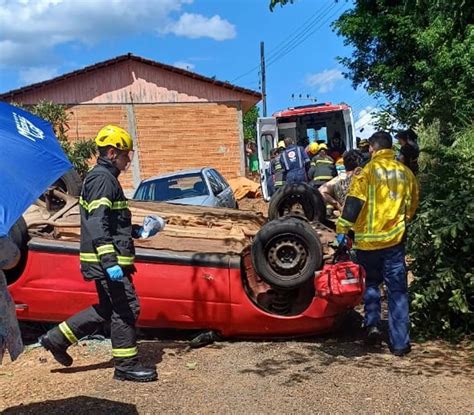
[0,0,380,136]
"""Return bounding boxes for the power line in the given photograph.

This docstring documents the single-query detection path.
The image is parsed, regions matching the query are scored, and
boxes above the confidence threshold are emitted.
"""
[266,2,344,68]
[231,1,337,83]
[265,1,336,63]
[351,96,379,117]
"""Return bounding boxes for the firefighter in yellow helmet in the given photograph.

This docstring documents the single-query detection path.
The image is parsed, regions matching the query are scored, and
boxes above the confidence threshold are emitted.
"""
[270,141,287,196]
[306,142,319,157]
[40,125,162,382]
[307,142,337,188]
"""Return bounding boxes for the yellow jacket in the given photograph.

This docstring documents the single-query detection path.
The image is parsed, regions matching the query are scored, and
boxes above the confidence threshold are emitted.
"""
[336,149,419,250]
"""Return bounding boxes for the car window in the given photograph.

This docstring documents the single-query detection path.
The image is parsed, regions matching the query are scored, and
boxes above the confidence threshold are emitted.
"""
[205,171,224,196]
[134,172,209,201]
[211,169,230,189]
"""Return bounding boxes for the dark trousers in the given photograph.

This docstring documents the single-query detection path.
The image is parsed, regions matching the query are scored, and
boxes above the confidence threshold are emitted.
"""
[286,168,307,185]
[356,244,410,351]
[48,275,140,369]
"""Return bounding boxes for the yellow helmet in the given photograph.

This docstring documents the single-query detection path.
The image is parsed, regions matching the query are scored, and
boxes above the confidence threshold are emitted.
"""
[358,139,369,148]
[308,142,319,155]
[277,140,286,149]
[318,143,328,151]
[95,125,133,151]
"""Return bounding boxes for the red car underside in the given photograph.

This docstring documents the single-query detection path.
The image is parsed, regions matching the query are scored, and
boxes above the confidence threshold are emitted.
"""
[9,237,361,338]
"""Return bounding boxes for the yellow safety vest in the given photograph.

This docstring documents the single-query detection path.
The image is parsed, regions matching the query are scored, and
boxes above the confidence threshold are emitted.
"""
[336,149,419,250]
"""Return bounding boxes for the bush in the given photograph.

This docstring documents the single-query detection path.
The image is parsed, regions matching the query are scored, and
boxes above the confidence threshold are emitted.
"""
[28,101,96,178]
[408,124,474,340]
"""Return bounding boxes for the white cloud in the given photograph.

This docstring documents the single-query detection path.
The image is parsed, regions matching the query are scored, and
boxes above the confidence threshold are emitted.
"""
[162,13,236,41]
[19,66,59,84]
[0,0,233,68]
[173,61,195,71]
[306,69,344,93]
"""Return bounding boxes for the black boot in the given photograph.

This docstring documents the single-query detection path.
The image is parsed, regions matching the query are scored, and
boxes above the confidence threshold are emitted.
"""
[39,333,73,367]
[391,344,411,357]
[365,325,382,346]
[114,365,158,382]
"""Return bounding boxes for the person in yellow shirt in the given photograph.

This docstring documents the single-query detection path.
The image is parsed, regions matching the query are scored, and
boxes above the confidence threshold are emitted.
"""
[336,131,419,356]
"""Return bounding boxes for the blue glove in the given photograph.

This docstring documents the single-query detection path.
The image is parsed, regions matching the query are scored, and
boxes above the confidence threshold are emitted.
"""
[336,233,347,246]
[106,265,123,281]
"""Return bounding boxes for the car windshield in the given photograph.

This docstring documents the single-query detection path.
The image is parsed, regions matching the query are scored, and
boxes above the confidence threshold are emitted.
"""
[134,172,209,202]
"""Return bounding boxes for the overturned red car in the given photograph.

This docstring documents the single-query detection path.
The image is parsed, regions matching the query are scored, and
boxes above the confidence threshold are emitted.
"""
[7,184,363,339]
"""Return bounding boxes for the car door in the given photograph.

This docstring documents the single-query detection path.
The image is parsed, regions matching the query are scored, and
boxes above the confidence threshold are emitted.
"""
[211,169,236,208]
[205,170,226,207]
[343,107,356,150]
[257,117,278,201]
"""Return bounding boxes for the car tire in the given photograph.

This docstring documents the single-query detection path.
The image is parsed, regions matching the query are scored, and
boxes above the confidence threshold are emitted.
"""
[5,216,29,284]
[251,217,323,290]
[5,170,81,283]
[52,169,82,196]
[41,169,82,212]
[268,183,326,222]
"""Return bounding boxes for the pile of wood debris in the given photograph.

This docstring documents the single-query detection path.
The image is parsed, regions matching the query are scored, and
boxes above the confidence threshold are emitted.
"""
[23,191,266,255]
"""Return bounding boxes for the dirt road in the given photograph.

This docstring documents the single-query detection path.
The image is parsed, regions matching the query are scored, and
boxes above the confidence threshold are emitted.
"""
[1,323,472,414]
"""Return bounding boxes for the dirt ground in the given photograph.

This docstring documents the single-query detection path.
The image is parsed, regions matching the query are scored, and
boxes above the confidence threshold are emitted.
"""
[1,317,473,415]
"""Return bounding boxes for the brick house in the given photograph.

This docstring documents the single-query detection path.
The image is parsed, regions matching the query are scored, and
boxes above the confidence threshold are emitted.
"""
[0,54,261,191]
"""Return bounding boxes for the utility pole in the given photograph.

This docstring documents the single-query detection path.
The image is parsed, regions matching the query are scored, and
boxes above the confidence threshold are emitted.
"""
[260,41,267,117]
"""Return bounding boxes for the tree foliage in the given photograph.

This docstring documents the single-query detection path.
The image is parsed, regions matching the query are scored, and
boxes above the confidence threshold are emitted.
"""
[407,125,474,339]
[243,105,260,143]
[332,1,474,134]
[28,101,96,178]
[269,0,294,11]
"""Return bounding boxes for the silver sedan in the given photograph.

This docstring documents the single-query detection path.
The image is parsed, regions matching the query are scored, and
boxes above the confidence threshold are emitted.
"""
[133,167,237,208]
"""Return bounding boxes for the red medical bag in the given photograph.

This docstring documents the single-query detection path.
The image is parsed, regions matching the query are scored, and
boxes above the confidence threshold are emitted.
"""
[315,248,365,305]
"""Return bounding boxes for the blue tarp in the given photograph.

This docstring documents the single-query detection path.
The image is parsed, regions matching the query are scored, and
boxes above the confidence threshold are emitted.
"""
[0,102,73,235]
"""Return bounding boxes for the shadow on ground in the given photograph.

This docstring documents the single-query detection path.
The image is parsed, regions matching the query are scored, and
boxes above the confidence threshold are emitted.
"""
[238,310,473,386]
[19,313,473,384]
[3,396,138,414]
[49,339,191,375]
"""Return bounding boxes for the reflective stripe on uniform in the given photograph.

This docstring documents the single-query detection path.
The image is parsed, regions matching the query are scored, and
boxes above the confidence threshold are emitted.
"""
[59,322,78,344]
[111,201,128,210]
[313,176,333,181]
[296,146,303,168]
[80,252,135,266]
[315,159,333,164]
[112,346,138,358]
[79,197,128,213]
[355,221,406,241]
[117,256,134,265]
[281,152,290,170]
[96,244,115,256]
[367,185,375,233]
[337,217,354,229]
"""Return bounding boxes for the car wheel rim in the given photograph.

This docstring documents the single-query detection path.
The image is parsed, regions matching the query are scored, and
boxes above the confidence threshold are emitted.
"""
[39,178,68,211]
[266,235,308,279]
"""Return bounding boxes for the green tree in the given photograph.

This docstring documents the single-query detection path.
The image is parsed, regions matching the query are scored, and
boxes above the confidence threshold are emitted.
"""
[269,0,294,11]
[332,1,474,136]
[407,125,474,339]
[243,105,260,143]
[28,101,96,178]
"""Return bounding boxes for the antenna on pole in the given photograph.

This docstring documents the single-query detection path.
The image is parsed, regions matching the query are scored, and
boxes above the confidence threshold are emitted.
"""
[290,93,318,103]
[260,41,267,117]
